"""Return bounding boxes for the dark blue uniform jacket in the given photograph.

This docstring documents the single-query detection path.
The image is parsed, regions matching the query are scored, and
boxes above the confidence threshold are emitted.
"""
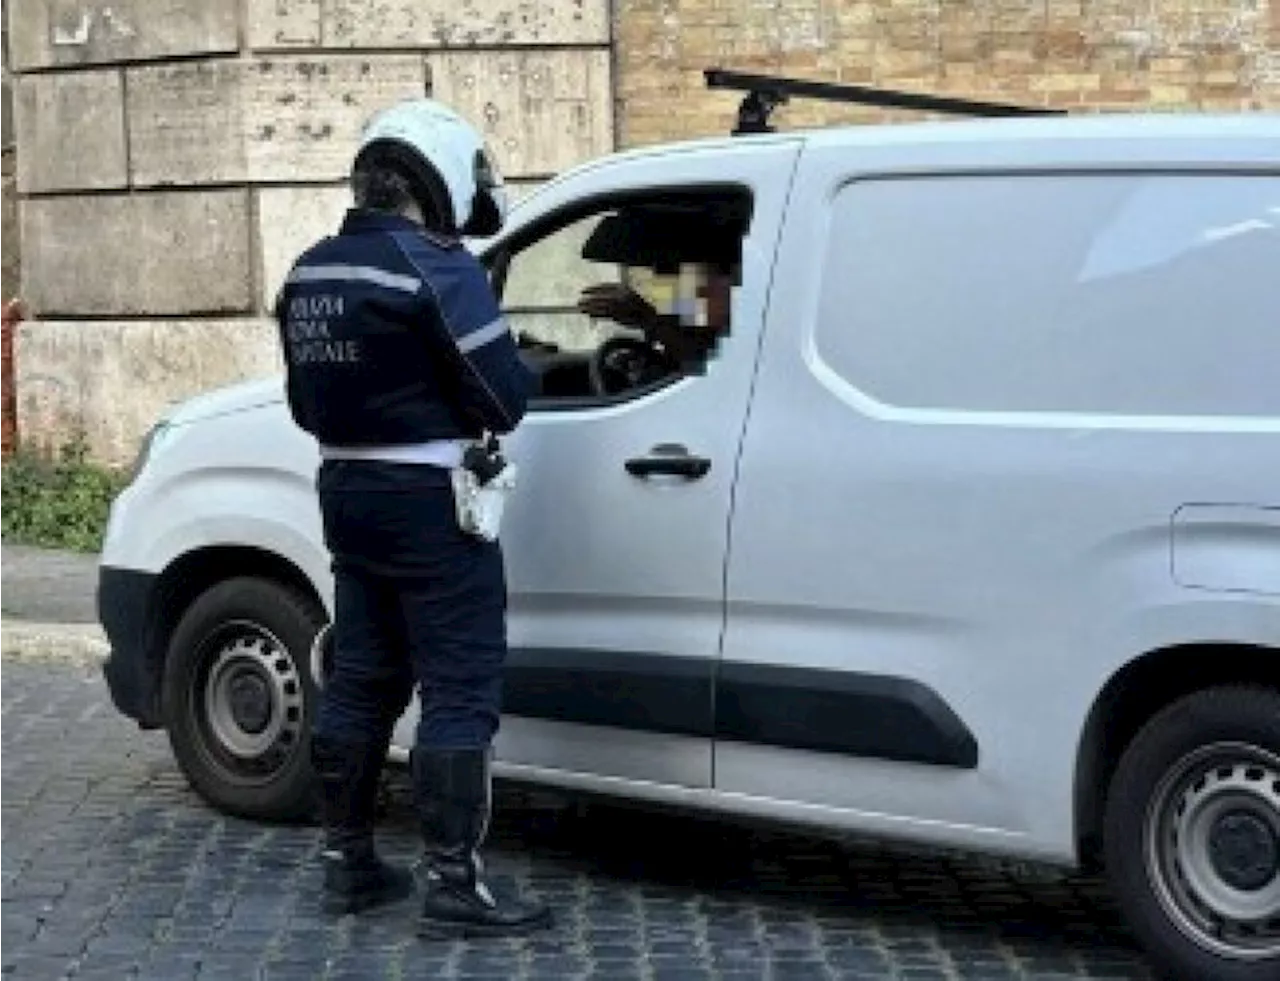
[274,209,533,446]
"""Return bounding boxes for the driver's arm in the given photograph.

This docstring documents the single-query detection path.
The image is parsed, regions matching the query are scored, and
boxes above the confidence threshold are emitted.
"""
[577,283,656,329]
[576,283,688,362]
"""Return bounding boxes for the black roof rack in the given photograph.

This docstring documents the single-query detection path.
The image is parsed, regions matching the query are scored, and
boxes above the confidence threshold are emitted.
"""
[704,68,1064,135]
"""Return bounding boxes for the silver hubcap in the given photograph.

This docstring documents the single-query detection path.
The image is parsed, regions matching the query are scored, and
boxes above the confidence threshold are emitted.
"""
[201,624,305,767]
[1147,741,1280,961]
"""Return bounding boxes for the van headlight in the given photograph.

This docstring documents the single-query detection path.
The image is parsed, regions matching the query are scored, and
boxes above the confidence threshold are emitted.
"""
[128,419,175,482]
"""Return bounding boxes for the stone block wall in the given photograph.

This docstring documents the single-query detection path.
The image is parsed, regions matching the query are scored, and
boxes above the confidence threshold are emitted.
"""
[3,5,20,458]
[8,1,1276,466]
[7,0,614,466]
[615,0,1279,146]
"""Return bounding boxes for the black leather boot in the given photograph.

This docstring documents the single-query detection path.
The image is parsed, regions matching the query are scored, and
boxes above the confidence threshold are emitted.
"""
[312,735,415,914]
[411,747,552,939]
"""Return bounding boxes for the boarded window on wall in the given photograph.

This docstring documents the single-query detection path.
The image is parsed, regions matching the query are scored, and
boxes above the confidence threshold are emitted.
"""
[815,173,1280,417]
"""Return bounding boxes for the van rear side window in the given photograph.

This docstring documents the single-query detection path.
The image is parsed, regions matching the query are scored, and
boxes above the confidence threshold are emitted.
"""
[816,173,1280,418]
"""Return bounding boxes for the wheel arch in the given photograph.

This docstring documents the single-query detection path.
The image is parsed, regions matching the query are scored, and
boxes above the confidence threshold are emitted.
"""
[1074,642,1280,871]
[137,546,328,725]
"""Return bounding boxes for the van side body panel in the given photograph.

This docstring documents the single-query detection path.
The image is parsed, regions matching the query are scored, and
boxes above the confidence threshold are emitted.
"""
[720,125,1280,864]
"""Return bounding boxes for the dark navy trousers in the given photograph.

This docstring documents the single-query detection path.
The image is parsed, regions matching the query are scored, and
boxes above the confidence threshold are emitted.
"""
[312,460,507,751]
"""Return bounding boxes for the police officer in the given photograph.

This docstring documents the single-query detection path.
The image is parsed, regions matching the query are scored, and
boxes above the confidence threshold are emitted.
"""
[273,98,551,938]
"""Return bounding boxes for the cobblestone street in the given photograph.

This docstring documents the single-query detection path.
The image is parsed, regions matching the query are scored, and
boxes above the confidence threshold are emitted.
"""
[2,654,1155,981]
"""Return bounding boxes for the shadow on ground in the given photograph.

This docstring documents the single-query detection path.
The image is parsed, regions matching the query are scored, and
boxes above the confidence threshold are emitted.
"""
[386,772,1149,970]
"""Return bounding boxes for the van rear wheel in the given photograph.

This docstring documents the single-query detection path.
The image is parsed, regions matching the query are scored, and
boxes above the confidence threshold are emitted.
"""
[162,577,326,822]
[1103,685,1280,981]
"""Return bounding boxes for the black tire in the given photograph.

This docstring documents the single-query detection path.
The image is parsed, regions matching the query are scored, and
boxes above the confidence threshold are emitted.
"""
[161,577,327,823]
[1103,685,1280,981]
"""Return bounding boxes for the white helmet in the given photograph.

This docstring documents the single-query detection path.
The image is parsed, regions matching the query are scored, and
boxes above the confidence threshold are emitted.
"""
[354,98,508,237]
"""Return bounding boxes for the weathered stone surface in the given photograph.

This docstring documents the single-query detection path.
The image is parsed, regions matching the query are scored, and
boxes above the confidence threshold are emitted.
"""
[1,62,12,148]
[21,191,251,316]
[246,0,322,49]
[333,0,610,47]
[14,69,126,192]
[246,56,429,181]
[125,60,243,186]
[247,0,609,51]
[428,49,614,177]
[7,0,237,72]
[256,179,545,313]
[256,185,349,311]
[128,55,428,185]
[123,51,593,186]
[2,163,19,302]
[15,319,282,466]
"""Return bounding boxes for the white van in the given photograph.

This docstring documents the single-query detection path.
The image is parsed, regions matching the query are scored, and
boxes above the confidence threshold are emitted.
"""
[97,84,1279,981]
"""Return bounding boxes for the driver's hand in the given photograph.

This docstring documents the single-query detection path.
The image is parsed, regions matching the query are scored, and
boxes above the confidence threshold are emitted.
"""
[577,283,656,329]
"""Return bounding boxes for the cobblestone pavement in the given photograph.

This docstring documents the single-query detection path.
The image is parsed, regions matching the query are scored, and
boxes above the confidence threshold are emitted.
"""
[2,655,1156,981]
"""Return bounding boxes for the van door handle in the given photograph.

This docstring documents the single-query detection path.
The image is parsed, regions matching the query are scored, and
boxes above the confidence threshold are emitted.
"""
[625,445,711,480]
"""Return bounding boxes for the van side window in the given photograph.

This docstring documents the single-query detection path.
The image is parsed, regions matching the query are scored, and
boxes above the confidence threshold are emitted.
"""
[490,189,751,407]
[815,174,1280,417]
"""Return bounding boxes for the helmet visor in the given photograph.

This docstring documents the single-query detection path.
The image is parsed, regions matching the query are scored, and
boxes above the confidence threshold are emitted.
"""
[464,147,508,237]
[475,146,502,193]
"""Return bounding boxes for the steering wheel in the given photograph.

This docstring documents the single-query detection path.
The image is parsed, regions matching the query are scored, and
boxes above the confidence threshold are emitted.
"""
[588,336,668,397]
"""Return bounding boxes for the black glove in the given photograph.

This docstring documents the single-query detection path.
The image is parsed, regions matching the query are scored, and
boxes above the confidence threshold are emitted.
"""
[462,436,506,485]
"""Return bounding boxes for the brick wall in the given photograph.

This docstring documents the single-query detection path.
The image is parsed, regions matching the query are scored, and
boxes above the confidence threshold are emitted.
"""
[616,0,1280,147]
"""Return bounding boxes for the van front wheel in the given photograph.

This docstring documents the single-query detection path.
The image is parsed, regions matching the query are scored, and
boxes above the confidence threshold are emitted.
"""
[1103,685,1280,981]
[162,577,326,822]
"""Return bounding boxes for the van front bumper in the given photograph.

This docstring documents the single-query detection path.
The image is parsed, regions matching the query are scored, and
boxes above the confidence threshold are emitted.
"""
[97,565,163,729]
